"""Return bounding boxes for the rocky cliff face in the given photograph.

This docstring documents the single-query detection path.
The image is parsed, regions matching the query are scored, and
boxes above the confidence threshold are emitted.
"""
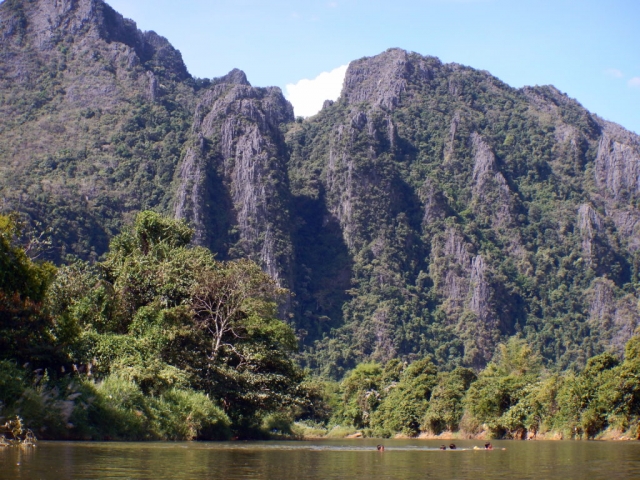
[1,0,188,107]
[595,120,640,219]
[3,2,640,376]
[174,73,295,286]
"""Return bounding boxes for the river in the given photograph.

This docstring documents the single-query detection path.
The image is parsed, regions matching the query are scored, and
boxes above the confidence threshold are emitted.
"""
[1,439,639,479]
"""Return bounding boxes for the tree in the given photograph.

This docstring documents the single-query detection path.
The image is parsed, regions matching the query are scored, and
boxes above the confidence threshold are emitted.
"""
[48,211,306,437]
[0,214,57,366]
[0,214,55,303]
[193,260,303,435]
[463,338,543,437]
[423,367,477,433]
[191,259,286,363]
[335,363,383,429]
[370,358,438,436]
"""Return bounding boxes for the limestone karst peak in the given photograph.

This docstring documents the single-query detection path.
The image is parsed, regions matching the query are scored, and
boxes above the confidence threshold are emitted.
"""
[0,0,190,81]
[213,68,251,87]
[341,48,442,109]
[3,0,640,372]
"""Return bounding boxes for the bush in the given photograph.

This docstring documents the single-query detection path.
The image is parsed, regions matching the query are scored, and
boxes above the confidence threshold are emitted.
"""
[150,388,230,440]
[261,412,294,436]
[83,376,231,440]
[291,420,328,438]
[85,375,150,440]
[325,425,358,438]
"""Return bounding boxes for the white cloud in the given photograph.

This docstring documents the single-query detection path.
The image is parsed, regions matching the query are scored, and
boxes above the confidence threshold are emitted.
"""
[285,65,348,118]
[628,77,640,88]
[604,68,624,78]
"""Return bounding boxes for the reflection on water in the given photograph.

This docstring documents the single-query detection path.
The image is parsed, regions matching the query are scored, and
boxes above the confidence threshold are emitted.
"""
[1,439,639,479]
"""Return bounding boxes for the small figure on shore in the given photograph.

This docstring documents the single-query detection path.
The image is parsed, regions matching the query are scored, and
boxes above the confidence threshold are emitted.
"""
[484,443,493,450]
[449,443,456,450]
[377,444,385,451]
[439,445,446,450]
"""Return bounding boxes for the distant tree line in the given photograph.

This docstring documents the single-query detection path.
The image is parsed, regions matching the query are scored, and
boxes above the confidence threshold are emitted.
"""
[315,336,640,440]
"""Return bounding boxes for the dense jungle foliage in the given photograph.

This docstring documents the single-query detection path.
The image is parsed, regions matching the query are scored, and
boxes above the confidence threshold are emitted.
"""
[0,212,311,440]
[300,335,640,440]
[2,212,639,441]
[287,57,640,378]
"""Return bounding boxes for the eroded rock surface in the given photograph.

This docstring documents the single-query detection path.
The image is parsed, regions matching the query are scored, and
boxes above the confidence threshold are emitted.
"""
[175,73,294,286]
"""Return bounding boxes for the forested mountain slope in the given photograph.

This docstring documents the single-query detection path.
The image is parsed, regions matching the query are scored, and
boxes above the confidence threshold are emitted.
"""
[0,0,196,258]
[289,49,640,375]
[2,0,640,377]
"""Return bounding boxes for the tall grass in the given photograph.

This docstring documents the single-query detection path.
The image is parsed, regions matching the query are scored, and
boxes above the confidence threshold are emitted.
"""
[0,363,231,441]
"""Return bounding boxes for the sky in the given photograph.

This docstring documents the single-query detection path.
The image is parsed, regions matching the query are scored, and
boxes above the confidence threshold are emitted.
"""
[99,0,639,132]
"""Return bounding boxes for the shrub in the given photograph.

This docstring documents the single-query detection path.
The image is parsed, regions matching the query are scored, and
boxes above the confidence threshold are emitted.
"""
[150,388,230,440]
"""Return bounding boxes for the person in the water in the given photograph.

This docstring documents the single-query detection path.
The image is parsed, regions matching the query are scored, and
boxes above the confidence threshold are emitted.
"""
[377,445,385,451]
[439,445,446,450]
[484,443,493,450]
[449,444,456,450]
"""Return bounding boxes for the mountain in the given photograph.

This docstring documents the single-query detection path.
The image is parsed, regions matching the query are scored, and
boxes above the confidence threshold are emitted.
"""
[284,49,640,375]
[2,0,640,377]
[0,0,196,258]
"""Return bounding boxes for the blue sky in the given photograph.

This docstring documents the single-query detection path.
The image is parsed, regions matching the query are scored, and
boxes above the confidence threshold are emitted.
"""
[107,1,637,131]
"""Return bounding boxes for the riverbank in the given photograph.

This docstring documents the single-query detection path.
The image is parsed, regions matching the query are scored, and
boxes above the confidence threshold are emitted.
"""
[293,422,640,442]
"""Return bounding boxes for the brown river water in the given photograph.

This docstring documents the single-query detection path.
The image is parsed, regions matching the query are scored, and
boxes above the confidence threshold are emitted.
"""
[1,439,639,479]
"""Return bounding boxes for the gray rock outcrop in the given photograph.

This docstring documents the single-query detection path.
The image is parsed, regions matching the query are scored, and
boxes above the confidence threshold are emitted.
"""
[175,73,295,287]
[595,121,640,202]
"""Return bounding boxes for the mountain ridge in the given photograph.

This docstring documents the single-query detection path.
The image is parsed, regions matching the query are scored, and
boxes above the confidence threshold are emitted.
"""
[2,0,640,376]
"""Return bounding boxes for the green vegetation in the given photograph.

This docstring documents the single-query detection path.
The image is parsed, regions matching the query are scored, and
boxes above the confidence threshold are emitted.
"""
[287,53,639,377]
[2,0,638,381]
[0,212,308,440]
[0,214,58,367]
[0,0,195,262]
[2,212,639,441]
[323,336,640,440]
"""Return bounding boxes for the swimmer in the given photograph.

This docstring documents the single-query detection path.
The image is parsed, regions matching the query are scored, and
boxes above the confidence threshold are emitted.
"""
[449,443,456,450]
[377,444,385,451]
[484,443,493,450]
[439,445,446,450]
